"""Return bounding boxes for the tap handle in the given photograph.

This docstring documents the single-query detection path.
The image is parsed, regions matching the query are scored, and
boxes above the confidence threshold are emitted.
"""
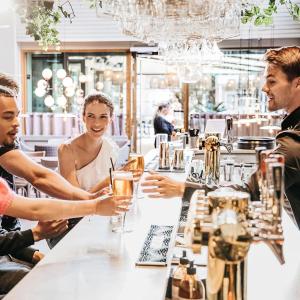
[226,116,233,131]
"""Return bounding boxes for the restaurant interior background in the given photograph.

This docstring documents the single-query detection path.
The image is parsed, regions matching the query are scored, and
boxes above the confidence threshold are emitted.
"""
[1,1,300,299]
[1,0,299,155]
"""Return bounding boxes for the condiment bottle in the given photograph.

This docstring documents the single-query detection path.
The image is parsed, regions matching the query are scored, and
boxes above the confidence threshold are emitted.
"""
[172,250,189,299]
[178,262,205,300]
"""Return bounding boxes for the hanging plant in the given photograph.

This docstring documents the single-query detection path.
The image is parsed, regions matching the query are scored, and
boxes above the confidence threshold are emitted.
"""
[242,0,300,26]
[16,1,75,51]
[25,4,61,51]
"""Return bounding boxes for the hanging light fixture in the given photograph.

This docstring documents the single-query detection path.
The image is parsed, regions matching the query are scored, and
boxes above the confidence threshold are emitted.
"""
[44,95,55,107]
[42,68,53,80]
[98,0,240,82]
[96,81,104,91]
[57,68,67,79]
[34,87,47,97]
[36,68,88,111]
[57,95,67,107]
[103,68,113,81]
[112,70,124,85]
[64,86,75,97]
[37,79,48,89]
[79,73,88,83]
[62,76,73,88]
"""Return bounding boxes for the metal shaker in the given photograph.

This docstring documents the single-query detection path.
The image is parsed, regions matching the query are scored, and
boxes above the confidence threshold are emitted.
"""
[173,149,184,170]
[180,133,187,149]
[159,142,170,169]
[189,136,199,149]
[189,129,200,149]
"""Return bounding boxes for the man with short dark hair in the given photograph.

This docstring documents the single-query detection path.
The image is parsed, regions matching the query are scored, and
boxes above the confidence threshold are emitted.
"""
[142,46,300,228]
[0,73,103,295]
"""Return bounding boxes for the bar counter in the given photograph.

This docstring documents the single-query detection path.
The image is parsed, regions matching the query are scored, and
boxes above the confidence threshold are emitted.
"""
[5,151,186,300]
[5,150,300,300]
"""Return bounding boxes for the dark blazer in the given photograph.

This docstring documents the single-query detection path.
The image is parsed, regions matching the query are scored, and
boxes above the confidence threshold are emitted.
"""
[153,115,174,136]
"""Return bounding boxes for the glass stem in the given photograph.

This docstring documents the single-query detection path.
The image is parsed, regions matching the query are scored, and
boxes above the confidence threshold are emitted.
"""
[123,212,126,232]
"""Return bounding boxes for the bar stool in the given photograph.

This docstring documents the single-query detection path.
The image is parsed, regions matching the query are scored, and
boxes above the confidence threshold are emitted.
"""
[14,176,30,196]
[14,151,46,197]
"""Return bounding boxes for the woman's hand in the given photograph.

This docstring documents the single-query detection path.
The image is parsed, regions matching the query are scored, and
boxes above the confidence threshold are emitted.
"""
[95,195,132,216]
[141,171,185,198]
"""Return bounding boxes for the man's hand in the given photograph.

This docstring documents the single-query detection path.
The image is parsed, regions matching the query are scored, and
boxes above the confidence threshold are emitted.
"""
[120,160,143,182]
[31,220,69,241]
[32,251,45,264]
[95,195,132,216]
[141,171,185,198]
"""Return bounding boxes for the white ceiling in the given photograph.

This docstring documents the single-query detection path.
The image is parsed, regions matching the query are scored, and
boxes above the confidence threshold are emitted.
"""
[15,0,300,45]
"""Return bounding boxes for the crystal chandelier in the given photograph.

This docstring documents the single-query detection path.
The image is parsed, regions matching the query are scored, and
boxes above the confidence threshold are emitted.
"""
[98,0,241,83]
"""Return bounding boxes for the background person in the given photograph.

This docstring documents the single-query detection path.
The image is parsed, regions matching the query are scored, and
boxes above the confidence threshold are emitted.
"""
[153,103,175,146]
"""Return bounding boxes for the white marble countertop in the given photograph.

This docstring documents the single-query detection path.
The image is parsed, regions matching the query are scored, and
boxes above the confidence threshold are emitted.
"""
[5,151,187,300]
[5,150,300,300]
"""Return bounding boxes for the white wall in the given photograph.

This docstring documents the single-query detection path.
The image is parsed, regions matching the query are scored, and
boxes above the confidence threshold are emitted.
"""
[0,3,21,103]
[0,6,18,77]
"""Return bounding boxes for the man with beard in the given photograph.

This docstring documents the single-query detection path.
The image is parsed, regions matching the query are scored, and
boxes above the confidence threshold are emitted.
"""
[0,73,107,295]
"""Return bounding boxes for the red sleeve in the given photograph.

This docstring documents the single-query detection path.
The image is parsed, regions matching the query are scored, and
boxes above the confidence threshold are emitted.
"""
[0,178,15,214]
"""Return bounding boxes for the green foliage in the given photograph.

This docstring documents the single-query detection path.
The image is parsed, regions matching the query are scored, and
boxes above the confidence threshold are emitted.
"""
[22,0,300,50]
[85,0,98,9]
[242,0,300,26]
[25,5,61,51]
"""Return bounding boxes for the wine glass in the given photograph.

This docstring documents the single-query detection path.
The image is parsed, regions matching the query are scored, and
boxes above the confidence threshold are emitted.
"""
[111,170,134,233]
[128,153,145,200]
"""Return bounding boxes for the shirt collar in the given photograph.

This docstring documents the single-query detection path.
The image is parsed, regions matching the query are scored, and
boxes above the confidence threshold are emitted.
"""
[281,106,300,130]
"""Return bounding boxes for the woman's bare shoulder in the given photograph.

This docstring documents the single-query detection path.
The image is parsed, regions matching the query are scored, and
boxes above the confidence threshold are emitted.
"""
[59,135,84,152]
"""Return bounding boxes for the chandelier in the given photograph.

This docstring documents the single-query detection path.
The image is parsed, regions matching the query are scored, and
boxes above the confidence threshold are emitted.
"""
[98,0,241,83]
[34,68,85,111]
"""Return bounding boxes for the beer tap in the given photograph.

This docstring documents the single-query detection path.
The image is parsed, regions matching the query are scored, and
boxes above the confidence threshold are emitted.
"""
[220,116,234,154]
[204,133,221,185]
[183,178,285,299]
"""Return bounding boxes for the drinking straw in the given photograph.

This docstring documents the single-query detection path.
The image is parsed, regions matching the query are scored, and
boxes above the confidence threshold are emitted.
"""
[109,167,113,187]
[110,157,115,171]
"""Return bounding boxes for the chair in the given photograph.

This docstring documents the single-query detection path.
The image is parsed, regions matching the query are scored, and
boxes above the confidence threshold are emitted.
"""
[40,157,59,170]
[14,151,46,198]
[24,151,46,157]
[14,176,30,196]
[19,140,34,152]
[34,144,58,157]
